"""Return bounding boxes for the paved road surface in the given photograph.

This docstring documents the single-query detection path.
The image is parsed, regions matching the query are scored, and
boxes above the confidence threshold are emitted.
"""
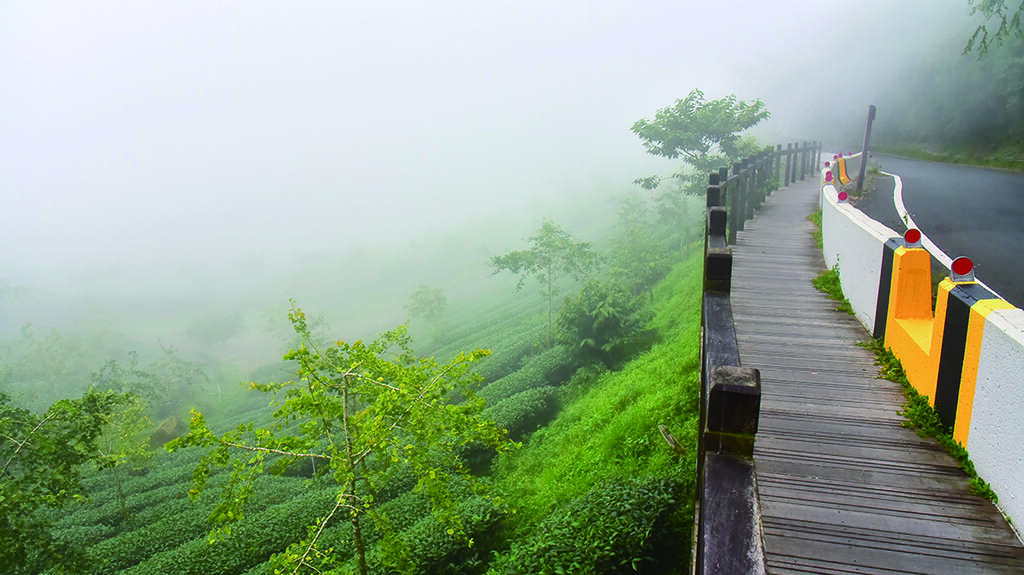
[853,154,1024,307]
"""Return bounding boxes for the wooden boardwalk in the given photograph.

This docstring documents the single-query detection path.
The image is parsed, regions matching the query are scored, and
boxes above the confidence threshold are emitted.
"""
[730,177,1024,574]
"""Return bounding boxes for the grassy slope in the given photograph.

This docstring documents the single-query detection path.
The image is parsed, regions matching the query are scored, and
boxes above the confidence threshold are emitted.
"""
[492,251,701,541]
[47,237,702,574]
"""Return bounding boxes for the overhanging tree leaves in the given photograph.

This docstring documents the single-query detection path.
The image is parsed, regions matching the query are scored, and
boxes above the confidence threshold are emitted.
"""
[168,303,510,575]
[966,0,1024,54]
[491,220,597,346]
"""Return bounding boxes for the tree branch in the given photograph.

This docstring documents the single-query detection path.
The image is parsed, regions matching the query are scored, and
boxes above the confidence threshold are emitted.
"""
[220,440,331,462]
[1,411,57,476]
[291,494,349,575]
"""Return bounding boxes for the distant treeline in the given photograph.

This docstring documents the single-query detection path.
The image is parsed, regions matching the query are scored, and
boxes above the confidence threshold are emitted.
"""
[873,34,1024,168]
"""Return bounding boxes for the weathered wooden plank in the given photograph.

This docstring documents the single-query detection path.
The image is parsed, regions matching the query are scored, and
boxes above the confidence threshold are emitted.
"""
[729,176,1024,572]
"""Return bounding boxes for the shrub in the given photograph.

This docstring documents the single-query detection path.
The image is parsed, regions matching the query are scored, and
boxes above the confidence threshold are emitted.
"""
[479,346,576,406]
[483,387,560,441]
[557,279,654,368]
[491,478,686,575]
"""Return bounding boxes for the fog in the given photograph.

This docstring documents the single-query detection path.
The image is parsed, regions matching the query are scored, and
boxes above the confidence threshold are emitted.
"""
[0,0,984,373]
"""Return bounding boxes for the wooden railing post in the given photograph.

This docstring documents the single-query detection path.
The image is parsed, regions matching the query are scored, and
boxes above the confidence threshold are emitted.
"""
[696,172,765,573]
[800,141,808,181]
[784,143,792,186]
[731,162,743,235]
[742,158,754,222]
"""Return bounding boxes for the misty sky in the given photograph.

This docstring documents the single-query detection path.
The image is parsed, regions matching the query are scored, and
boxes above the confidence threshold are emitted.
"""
[0,0,977,336]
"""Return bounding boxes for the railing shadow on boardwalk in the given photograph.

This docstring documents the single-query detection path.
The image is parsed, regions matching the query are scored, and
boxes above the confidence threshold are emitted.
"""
[693,140,820,575]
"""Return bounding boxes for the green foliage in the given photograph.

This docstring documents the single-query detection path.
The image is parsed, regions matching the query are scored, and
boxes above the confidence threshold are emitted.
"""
[858,338,997,500]
[491,220,598,346]
[557,279,654,368]
[168,303,511,575]
[812,266,854,315]
[94,392,154,523]
[483,387,560,441]
[632,89,769,193]
[82,474,307,574]
[807,210,823,249]
[876,24,1024,163]
[966,0,1023,54]
[407,285,448,322]
[0,388,130,574]
[494,257,701,538]
[631,89,769,163]
[478,345,576,406]
[490,478,686,575]
[608,195,676,299]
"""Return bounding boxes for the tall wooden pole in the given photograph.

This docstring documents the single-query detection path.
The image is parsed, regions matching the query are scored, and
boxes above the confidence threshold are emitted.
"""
[856,105,877,191]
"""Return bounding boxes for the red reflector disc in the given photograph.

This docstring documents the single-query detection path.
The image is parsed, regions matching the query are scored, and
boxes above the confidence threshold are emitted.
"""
[825,161,831,167]
[838,191,848,201]
[952,257,973,276]
[825,172,833,182]
[904,229,921,244]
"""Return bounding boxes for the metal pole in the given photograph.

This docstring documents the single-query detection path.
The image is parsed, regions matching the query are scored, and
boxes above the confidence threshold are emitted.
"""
[856,105,877,191]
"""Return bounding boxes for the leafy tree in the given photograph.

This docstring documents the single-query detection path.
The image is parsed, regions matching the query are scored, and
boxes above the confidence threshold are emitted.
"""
[966,0,1024,54]
[168,304,510,575]
[608,195,674,299]
[149,346,211,410]
[406,285,448,321]
[92,392,153,523]
[557,279,653,367]
[631,89,769,193]
[91,352,160,401]
[491,220,598,346]
[0,389,129,574]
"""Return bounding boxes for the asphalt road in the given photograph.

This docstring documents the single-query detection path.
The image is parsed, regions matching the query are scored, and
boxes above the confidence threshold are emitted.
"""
[851,154,1024,307]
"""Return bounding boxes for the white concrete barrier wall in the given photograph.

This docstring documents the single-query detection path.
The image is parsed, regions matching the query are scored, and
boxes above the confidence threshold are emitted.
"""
[969,307,1024,530]
[820,179,900,333]
[821,169,1024,532]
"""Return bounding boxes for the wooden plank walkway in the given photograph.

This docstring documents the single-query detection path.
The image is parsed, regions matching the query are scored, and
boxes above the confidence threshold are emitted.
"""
[730,177,1024,574]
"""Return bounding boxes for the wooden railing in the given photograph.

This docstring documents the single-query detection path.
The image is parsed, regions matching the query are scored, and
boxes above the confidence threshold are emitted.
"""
[693,140,819,575]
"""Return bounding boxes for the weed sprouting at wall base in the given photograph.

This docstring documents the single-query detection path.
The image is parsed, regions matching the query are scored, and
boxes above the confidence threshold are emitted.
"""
[812,265,853,315]
[857,338,997,501]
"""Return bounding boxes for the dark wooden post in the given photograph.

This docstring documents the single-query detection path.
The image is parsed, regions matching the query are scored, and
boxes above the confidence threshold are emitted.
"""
[758,152,768,203]
[707,171,721,208]
[699,366,765,575]
[800,141,807,181]
[742,158,753,222]
[731,162,743,235]
[856,106,877,191]
[774,144,782,189]
[784,143,792,185]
